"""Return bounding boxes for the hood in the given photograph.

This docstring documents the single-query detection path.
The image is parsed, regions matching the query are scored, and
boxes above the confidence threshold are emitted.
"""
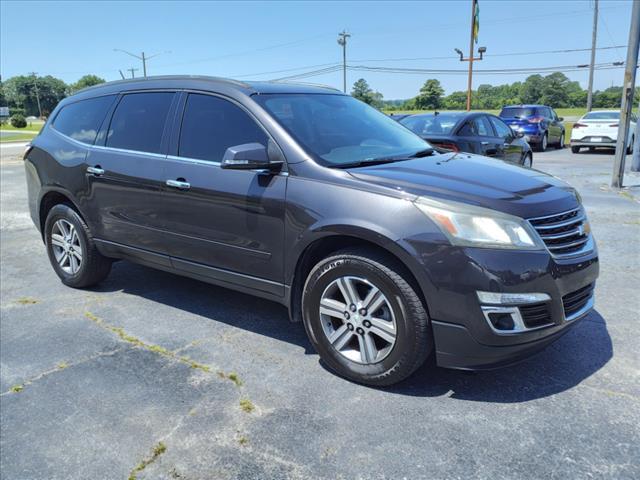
[347,152,579,218]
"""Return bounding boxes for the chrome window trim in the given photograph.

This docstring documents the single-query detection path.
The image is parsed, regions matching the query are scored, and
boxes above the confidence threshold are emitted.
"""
[90,143,168,159]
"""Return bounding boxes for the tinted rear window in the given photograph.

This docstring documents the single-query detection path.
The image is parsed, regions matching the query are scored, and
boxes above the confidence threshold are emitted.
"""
[499,107,536,118]
[107,92,174,154]
[583,111,620,120]
[178,94,268,162]
[400,114,462,135]
[53,95,115,144]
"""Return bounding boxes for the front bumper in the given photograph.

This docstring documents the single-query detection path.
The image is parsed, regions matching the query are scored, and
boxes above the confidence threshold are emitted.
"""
[403,236,599,370]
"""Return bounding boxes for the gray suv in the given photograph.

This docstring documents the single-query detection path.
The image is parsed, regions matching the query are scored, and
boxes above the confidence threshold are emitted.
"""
[24,76,598,385]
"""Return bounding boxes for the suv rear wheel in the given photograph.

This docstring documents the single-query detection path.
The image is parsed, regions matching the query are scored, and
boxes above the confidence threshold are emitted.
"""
[302,248,432,386]
[44,204,112,288]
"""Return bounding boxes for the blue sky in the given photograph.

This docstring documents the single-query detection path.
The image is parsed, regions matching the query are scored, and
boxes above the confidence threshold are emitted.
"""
[0,0,634,99]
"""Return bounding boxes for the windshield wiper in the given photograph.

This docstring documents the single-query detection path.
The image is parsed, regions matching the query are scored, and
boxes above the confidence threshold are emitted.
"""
[332,148,436,169]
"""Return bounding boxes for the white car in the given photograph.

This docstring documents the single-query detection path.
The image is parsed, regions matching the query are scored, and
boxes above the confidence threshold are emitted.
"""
[570,110,636,154]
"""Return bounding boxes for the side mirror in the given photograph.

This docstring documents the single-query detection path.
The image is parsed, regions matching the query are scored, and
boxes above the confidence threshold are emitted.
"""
[558,117,564,121]
[221,142,282,171]
[515,130,525,138]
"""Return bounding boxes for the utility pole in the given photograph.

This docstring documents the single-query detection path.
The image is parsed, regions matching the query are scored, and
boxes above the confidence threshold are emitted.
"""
[119,70,126,80]
[631,90,640,172]
[455,0,484,111]
[127,68,139,79]
[337,31,351,93]
[586,0,599,112]
[29,72,42,118]
[114,49,170,77]
[611,0,640,188]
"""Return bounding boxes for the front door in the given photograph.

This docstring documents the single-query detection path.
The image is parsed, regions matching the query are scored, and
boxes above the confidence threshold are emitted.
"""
[160,93,287,294]
[85,91,177,254]
[489,115,523,164]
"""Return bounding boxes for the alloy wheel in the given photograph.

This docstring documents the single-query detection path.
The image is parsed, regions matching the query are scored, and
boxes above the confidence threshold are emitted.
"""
[51,219,83,274]
[319,275,397,364]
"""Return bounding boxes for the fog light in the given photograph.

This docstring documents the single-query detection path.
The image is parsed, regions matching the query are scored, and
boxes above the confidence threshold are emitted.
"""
[488,312,515,330]
[477,291,551,305]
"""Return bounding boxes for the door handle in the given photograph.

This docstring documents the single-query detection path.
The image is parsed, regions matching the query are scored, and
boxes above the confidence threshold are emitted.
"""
[481,141,489,145]
[166,179,191,190]
[87,166,104,176]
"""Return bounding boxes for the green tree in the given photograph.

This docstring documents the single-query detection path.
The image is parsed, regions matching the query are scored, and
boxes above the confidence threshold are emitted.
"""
[442,91,467,110]
[351,78,384,108]
[520,75,545,104]
[3,75,67,117]
[69,74,106,94]
[415,79,444,110]
[539,72,571,107]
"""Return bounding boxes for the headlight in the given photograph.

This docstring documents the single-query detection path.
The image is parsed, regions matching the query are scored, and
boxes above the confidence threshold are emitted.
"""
[414,197,545,250]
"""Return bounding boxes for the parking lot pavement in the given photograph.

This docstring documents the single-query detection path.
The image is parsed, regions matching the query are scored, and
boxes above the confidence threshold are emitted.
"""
[1,147,638,480]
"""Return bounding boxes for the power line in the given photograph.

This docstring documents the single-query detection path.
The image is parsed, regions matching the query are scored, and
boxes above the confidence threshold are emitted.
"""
[272,62,631,81]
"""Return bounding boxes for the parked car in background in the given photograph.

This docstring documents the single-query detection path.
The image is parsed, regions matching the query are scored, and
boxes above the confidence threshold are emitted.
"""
[499,105,565,152]
[399,111,533,167]
[570,110,636,154]
[388,113,411,122]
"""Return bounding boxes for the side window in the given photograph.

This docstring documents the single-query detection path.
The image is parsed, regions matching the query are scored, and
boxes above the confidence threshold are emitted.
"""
[178,93,268,162]
[107,92,174,154]
[53,95,115,144]
[458,121,476,137]
[489,116,513,139]
[473,116,493,136]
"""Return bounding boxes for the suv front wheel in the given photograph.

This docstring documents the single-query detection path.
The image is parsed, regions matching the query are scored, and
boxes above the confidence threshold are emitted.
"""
[302,248,432,386]
[44,204,112,288]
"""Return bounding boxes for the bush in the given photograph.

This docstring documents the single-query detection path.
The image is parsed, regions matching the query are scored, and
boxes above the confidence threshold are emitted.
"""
[10,114,27,128]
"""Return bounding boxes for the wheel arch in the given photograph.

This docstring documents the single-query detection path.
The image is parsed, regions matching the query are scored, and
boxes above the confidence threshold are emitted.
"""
[287,228,432,323]
[38,188,87,239]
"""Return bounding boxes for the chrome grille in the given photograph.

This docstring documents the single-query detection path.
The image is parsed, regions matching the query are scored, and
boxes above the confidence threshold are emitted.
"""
[528,207,590,258]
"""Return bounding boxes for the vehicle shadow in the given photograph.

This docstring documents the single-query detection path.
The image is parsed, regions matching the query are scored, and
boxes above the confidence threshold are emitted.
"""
[95,261,612,404]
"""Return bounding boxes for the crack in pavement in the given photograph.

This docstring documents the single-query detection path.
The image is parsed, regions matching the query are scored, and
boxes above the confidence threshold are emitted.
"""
[0,347,124,396]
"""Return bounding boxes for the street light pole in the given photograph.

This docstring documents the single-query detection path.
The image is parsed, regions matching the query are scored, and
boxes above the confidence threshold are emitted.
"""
[466,0,476,111]
[586,0,598,112]
[611,0,640,188]
[337,31,351,93]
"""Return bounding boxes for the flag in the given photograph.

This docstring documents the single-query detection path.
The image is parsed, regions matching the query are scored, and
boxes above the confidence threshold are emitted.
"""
[473,0,480,44]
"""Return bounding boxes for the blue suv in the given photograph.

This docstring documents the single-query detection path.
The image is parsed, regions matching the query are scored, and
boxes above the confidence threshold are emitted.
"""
[499,105,565,152]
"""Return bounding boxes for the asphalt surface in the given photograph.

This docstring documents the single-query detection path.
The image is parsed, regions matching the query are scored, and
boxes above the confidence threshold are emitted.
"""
[1,146,639,479]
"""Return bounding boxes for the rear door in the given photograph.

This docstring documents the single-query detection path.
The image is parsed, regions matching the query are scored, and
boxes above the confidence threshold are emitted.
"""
[160,92,287,294]
[86,91,177,254]
[488,115,523,163]
[547,107,563,143]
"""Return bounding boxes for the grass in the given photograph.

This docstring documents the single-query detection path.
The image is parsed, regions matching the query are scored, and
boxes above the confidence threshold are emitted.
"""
[239,398,255,413]
[128,442,167,480]
[382,107,608,119]
[0,132,38,143]
[16,297,38,305]
[0,121,45,132]
[9,385,23,393]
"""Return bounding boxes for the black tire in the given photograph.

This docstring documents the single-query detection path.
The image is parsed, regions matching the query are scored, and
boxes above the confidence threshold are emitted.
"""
[302,247,432,386]
[522,152,533,168]
[627,136,634,155]
[571,146,580,154]
[556,131,565,149]
[536,133,548,152]
[44,204,112,288]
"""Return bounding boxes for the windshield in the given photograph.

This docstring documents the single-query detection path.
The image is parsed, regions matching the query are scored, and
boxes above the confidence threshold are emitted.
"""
[500,107,536,118]
[400,114,462,135]
[583,111,620,120]
[254,94,431,167]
